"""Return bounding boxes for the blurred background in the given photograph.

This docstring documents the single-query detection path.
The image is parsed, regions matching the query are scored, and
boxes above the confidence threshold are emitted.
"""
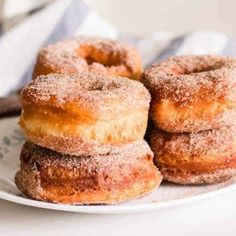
[0,0,235,37]
[1,0,235,99]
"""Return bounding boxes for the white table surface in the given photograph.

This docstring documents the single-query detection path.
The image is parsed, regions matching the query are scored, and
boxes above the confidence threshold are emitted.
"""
[0,189,236,236]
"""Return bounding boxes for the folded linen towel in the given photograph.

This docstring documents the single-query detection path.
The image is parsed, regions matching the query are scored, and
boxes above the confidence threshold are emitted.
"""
[0,0,236,97]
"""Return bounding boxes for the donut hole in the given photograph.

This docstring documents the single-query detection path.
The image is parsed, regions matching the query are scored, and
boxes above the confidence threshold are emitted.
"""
[85,54,122,67]
[87,80,120,91]
[78,45,123,68]
[192,64,223,74]
[183,61,225,75]
[169,60,226,76]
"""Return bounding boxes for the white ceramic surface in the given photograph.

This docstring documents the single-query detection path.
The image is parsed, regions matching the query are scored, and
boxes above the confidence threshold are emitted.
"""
[0,117,236,214]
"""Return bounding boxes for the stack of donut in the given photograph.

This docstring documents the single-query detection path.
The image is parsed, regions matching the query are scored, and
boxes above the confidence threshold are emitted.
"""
[15,36,162,204]
[143,55,236,184]
[15,36,236,204]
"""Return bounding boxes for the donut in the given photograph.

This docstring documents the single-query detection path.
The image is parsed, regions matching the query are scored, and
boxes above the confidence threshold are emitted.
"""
[143,55,236,132]
[15,140,162,204]
[150,126,236,184]
[33,36,143,80]
[19,73,150,155]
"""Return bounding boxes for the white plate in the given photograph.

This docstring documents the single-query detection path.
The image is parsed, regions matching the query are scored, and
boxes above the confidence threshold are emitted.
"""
[0,117,236,214]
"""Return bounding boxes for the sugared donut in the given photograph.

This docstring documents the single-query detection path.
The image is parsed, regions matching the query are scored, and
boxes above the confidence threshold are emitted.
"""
[19,73,150,155]
[150,126,236,184]
[143,55,236,132]
[33,36,143,80]
[15,140,162,204]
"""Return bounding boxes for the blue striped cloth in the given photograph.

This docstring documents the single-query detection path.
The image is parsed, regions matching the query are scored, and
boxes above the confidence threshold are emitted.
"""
[1,0,236,97]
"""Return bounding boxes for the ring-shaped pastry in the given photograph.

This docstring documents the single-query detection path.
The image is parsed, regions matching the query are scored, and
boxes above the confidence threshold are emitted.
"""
[33,36,143,80]
[20,73,150,155]
[150,126,236,184]
[15,140,162,204]
[143,55,236,132]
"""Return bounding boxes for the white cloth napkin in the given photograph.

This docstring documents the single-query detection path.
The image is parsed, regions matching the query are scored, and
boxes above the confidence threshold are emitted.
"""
[1,0,236,96]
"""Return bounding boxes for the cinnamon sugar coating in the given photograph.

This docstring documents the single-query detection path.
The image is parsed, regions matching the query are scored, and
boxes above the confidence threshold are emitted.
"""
[33,36,143,80]
[160,167,236,184]
[143,55,236,132]
[21,73,150,117]
[15,141,162,204]
[150,126,236,184]
[20,73,150,155]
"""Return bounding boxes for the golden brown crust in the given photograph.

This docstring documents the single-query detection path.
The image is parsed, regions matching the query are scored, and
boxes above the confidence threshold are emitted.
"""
[160,167,236,185]
[15,141,162,204]
[20,73,150,155]
[21,73,150,117]
[150,100,236,133]
[150,126,236,184]
[20,123,147,156]
[143,55,236,132]
[33,36,143,80]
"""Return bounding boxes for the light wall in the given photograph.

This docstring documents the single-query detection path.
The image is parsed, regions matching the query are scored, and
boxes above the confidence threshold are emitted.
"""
[91,0,235,37]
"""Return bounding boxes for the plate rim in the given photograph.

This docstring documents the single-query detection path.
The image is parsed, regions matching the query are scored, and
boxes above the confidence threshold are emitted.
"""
[1,182,236,214]
[1,116,236,214]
